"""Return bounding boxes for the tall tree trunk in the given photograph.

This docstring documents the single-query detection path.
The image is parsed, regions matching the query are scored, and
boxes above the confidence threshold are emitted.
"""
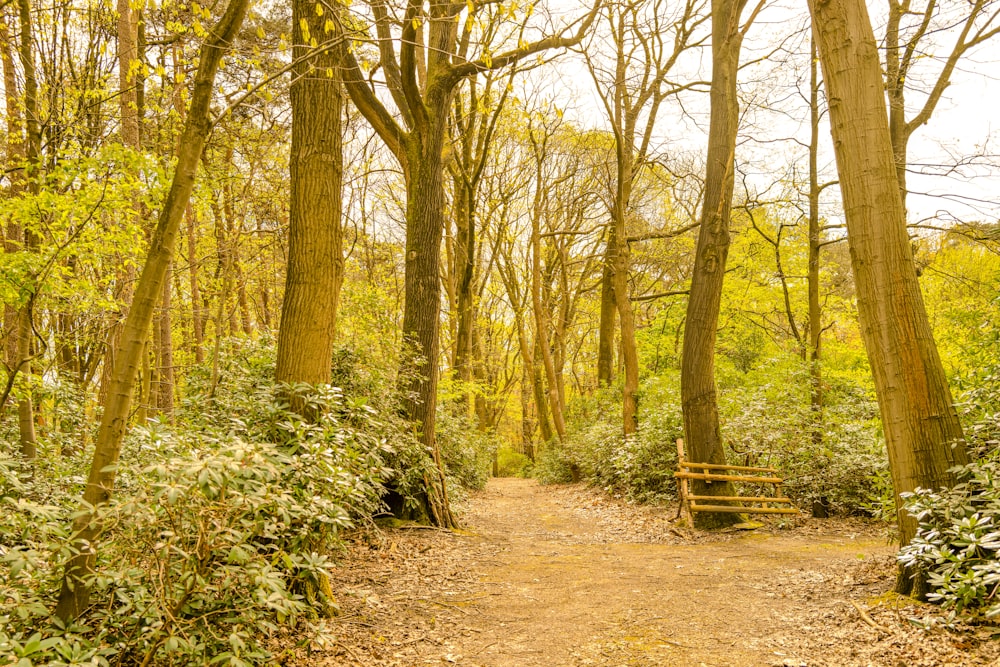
[531,205,566,441]
[808,0,969,590]
[186,204,205,363]
[275,5,344,396]
[99,0,142,405]
[528,152,566,441]
[680,0,751,529]
[520,362,536,459]
[452,179,475,415]
[807,38,823,446]
[54,0,251,620]
[5,0,41,459]
[234,257,253,336]
[610,158,639,436]
[155,264,175,418]
[398,112,456,528]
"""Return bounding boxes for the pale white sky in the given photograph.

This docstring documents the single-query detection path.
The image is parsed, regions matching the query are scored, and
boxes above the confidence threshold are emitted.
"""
[545,0,1000,228]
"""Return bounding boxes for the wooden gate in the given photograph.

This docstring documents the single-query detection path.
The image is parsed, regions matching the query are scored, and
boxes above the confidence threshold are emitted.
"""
[673,438,798,520]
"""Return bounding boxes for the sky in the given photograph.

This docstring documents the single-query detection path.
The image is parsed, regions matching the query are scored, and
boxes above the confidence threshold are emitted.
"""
[545,0,1000,229]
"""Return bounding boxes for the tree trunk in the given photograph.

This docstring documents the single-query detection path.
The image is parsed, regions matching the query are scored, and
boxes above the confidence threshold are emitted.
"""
[807,37,823,446]
[186,204,205,363]
[529,158,566,441]
[452,178,475,414]
[680,0,749,529]
[596,257,615,387]
[54,0,250,620]
[275,1,345,396]
[6,0,41,459]
[398,110,455,529]
[155,264,175,418]
[610,158,639,436]
[808,0,968,563]
[520,362,536,459]
[99,0,142,406]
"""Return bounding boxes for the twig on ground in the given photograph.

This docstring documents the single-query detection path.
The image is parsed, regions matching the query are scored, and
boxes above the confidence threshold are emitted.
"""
[851,600,893,634]
[335,641,364,665]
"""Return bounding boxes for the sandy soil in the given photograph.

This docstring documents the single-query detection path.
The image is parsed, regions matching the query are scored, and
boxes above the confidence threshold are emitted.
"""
[310,478,1000,667]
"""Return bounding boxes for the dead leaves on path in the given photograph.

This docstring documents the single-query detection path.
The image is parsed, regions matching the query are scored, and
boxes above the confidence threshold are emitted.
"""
[299,481,999,667]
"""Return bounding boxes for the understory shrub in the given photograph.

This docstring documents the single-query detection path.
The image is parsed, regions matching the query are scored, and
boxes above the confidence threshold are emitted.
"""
[533,438,579,484]
[720,357,889,515]
[496,447,532,477]
[536,379,683,503]
[541,358,890,515]
[1,385,390,666]
[898,459,1000,623]
[435,410,497,495]
[0,336,455,666]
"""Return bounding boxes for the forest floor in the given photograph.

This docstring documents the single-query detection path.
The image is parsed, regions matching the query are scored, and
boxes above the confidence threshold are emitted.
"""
[304,478,1000,667]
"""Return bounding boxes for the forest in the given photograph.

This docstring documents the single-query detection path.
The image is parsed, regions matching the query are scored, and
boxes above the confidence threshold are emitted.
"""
[2,0,1000,662]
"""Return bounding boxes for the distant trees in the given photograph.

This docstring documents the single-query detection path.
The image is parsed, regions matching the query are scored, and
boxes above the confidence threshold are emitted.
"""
[334,0,599,526]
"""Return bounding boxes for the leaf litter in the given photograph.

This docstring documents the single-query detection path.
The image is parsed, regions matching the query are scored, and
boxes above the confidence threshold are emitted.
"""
[300,478,999,667]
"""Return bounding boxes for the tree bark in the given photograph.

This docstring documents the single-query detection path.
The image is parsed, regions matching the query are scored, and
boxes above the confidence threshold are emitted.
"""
[155,264,175,418]
[808,0,968,559]
[680,0,751,528]
[55,0,250,620]
[98,0,142,406]
[186,204,205,363]
[4,0,41,459]
[275,0,345,396]
[610,166,639,436]
[529,170,567,442]
[596,249,616,388]
[807,38,824,446]
[398,112,456,528]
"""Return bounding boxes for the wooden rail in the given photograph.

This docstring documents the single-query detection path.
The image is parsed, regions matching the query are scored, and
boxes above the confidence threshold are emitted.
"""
[674,471,784,484]
[689,504,800,515]
[677,461,778,473]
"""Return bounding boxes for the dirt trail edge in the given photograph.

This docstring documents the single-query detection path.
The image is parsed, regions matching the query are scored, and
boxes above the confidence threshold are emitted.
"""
[316,478,999,667]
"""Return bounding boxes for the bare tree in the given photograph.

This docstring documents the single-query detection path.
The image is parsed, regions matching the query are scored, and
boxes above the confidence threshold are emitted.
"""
[584,0,709,435]
[884,0,1000,209]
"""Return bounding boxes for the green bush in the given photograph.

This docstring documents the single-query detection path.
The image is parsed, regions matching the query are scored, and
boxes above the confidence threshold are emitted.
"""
[435,410,497,493]
[1,375,394,665]
[496,447,532,477]
[535,378,682,503]
[898,459,1000,623]
[720,357,889,515]
[533,439,579,484]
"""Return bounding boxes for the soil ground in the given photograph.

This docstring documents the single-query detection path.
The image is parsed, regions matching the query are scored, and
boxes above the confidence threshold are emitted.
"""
[311,478,1000,667]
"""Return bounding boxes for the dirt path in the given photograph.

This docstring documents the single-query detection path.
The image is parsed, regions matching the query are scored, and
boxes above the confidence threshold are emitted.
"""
[319,478,999,667]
